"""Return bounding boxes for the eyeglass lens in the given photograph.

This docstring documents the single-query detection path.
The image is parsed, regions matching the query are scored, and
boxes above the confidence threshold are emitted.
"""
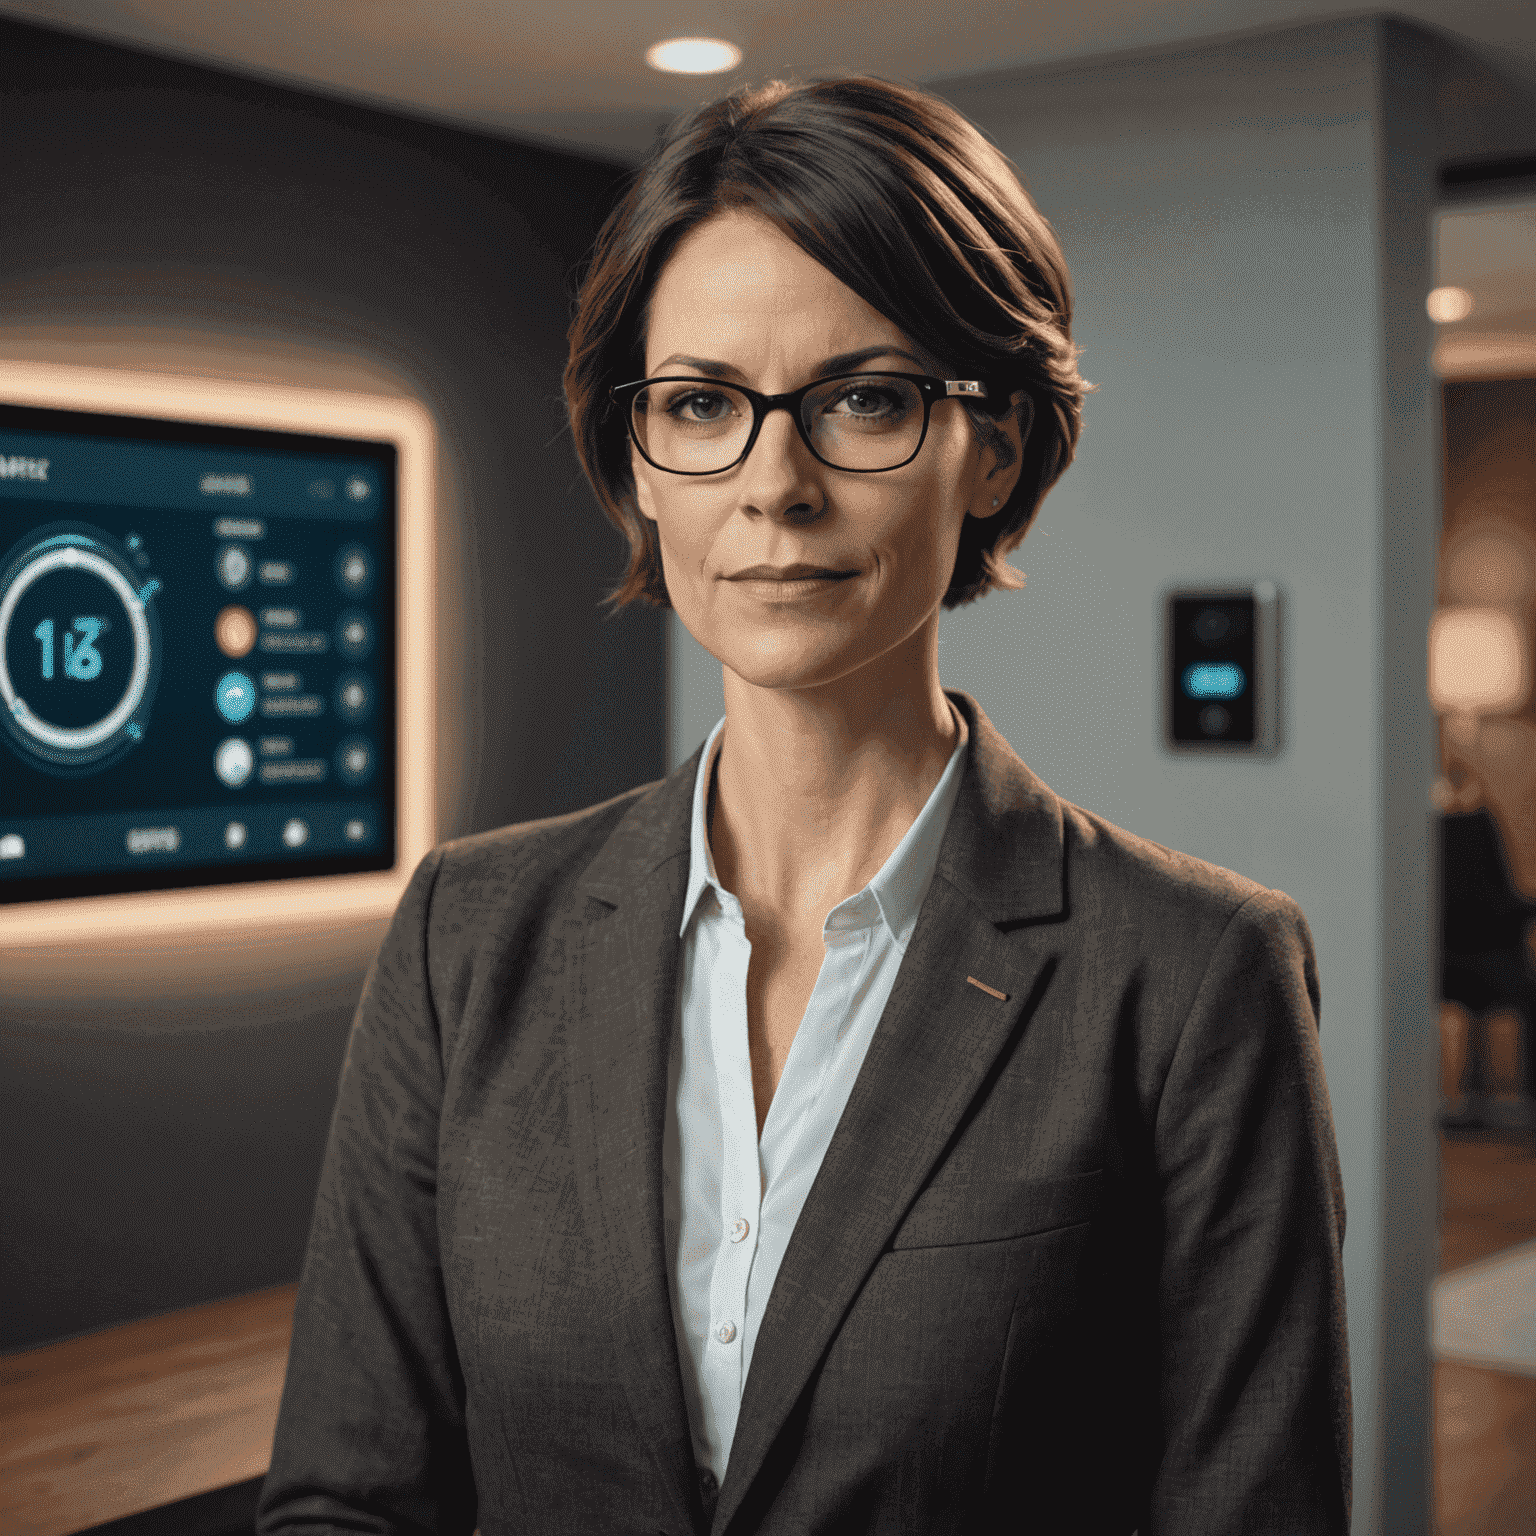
[630,376,926,473]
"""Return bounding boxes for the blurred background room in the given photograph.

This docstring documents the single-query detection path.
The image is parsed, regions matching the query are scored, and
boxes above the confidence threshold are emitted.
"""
[0,4,1533,1535]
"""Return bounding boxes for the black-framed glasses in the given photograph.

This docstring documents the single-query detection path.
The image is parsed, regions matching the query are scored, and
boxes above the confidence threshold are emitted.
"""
[609,371,991,476]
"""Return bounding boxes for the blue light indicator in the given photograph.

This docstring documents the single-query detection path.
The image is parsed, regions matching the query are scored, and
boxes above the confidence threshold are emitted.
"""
[1182,662,1246,700]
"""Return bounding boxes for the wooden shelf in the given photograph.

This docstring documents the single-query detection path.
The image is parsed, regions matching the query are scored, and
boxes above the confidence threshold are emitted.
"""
[0,1284,296,1536]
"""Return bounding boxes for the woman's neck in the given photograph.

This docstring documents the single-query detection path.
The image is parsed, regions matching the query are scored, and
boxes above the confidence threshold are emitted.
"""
[707,660,961,929]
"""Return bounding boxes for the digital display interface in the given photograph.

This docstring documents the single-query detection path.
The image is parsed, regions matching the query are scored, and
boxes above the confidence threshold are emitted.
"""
[0,403,396,904]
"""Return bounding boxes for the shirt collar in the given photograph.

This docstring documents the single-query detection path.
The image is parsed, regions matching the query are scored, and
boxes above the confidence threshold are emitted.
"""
[679,697,970,953]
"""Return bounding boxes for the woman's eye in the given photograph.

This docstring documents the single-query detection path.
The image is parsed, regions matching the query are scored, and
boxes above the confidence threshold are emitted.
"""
[669,391,731,421]
[827,385,904,419]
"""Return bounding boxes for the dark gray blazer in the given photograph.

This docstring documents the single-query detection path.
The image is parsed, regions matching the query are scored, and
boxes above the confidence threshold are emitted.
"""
[257,689,1350,1536]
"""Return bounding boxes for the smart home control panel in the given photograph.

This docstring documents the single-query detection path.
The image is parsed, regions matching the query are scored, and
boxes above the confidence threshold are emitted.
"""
[0,403,396,903]
[1164,582,1280,754]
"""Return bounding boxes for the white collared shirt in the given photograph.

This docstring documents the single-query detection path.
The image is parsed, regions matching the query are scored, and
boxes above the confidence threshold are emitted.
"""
[662,700,970,1485]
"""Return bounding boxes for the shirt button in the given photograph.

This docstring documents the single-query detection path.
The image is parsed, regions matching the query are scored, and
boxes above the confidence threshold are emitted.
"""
[716,1321,737,1343]
[729,1217,749,1242]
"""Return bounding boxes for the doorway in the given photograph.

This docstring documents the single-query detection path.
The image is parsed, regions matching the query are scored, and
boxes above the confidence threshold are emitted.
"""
[1428,192,1536,1536]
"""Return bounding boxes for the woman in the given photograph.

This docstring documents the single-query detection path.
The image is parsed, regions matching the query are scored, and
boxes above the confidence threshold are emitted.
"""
[258,75,1350,1536]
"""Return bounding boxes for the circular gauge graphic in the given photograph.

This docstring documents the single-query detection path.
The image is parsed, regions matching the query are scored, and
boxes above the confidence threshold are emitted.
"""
[0,525,162,776]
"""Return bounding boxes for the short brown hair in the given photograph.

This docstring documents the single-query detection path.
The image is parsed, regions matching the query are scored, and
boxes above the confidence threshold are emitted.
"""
[564,74,1090,612]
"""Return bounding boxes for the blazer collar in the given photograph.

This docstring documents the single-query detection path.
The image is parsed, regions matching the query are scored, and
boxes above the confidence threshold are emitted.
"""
[577,688,1065,925]
[566,688,1066,1533]
[935,689,1065,924]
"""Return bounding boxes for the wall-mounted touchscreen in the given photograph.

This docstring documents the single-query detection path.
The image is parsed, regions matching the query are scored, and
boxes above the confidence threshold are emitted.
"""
[0,403,396,904]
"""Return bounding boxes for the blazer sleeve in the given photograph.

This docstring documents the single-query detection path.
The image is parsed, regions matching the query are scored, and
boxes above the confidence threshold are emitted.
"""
[257,845,477,1536]
[1147,887,1351,1535]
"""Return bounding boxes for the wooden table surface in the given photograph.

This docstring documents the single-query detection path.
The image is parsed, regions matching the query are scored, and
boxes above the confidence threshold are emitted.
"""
[0,1283,297,1536]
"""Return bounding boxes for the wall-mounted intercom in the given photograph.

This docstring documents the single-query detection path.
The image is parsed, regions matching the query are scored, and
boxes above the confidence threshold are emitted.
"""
[1164,582,1281,755]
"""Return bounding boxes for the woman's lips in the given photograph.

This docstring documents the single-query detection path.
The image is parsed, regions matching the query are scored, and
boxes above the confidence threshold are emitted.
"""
[728,570,859,601]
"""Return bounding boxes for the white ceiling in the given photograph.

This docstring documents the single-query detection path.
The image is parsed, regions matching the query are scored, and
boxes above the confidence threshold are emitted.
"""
[1,0,1535,163]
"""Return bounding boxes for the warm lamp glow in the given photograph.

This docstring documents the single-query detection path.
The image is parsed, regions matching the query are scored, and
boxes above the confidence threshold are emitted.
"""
[645,36,742,75]
[1444,527,1535,608]
[1428,606,1528,715]
[1426,286,1474,323]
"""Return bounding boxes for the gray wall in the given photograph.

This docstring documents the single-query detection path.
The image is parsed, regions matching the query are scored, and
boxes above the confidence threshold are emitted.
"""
[0,16,666,1353]
[669,18,1536,1534]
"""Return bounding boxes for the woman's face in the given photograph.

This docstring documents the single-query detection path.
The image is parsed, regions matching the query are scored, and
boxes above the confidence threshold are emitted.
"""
[631,209,1024,698]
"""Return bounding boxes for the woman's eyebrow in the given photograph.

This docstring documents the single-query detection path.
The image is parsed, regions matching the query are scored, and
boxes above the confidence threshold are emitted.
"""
[652,344,928,380]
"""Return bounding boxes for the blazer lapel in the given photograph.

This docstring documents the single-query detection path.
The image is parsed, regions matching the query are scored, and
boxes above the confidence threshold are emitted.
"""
[564,756,705,1533]
[711,690,1068,1532]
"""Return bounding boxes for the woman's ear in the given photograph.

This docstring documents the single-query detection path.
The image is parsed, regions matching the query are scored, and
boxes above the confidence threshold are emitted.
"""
[975,390,1031,512]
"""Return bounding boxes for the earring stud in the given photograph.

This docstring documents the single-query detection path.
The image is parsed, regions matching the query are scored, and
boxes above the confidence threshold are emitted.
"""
[991,496,999,508]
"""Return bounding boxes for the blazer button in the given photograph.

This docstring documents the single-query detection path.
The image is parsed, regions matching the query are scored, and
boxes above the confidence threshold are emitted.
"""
[729,1218,749,1242]
[716,1321,736,1343]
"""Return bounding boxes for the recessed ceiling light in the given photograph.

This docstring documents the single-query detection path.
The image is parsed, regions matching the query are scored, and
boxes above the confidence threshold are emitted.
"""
[646,36,742,75]
[1426,285,1474,323]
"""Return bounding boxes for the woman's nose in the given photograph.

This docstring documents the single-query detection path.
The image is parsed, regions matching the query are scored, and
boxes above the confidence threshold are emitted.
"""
[738,407,823,516]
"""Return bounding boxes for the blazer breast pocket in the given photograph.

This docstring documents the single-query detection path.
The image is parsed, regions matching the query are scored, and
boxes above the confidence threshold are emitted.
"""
[889,1167,1104,1250]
